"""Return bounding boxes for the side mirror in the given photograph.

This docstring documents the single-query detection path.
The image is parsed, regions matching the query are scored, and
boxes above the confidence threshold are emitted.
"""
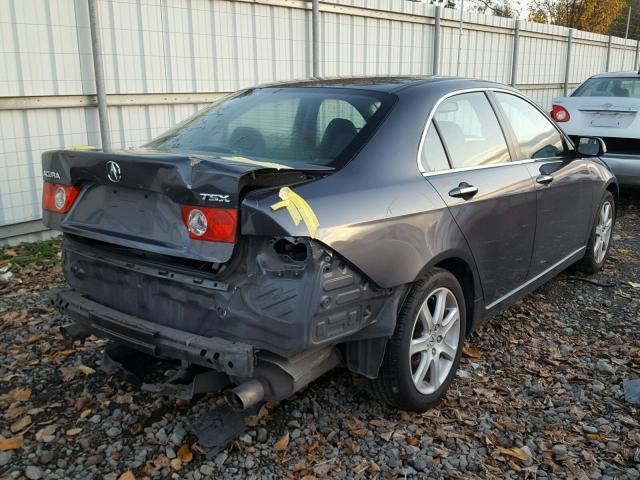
[576,137,607,157]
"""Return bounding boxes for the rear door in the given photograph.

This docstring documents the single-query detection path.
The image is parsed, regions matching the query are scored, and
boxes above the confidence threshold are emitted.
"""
[491,91,594,277]
[421,91,537,307]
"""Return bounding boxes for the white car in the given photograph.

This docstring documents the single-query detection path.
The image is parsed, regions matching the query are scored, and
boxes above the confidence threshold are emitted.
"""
[552,71,640,186]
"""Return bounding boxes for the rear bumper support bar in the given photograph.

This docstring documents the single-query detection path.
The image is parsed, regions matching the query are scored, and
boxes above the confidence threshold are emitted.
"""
[52,288,255,377]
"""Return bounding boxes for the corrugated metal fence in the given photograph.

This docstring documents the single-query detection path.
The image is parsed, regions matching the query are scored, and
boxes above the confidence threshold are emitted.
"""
[1,0,638,242]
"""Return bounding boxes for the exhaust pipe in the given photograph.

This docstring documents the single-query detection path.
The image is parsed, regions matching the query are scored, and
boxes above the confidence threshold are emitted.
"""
[225,379,265,411]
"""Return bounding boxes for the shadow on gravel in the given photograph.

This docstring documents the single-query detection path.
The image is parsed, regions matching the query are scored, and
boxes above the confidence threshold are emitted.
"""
[0,192,638,480]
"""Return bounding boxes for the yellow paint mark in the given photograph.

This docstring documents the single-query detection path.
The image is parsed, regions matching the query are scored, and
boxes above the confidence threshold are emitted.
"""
[270,187,320,238]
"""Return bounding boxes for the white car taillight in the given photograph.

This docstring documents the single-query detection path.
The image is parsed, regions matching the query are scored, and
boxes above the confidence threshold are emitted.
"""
[552,104,570,122]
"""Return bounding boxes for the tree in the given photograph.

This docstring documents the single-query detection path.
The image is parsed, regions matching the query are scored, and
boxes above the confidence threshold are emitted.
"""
[608,0,639,40]
[528,0,627,34]
[469,0,519,17]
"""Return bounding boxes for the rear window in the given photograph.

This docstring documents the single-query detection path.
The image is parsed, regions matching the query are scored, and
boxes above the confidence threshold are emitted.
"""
[573,77,640,98]
[145,88,393,169]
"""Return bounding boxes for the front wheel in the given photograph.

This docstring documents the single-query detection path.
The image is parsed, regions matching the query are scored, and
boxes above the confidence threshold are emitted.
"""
[371,268,466,412]
[577,191,615,274]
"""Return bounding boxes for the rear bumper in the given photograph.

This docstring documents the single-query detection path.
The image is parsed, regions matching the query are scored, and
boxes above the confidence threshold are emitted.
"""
[59,234,395,360]
[601,155,640,186]
[52,288,255,377]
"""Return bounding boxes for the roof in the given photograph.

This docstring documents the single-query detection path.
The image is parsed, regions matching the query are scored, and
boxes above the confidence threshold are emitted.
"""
[252,76,501,93]
[590,71,640,79]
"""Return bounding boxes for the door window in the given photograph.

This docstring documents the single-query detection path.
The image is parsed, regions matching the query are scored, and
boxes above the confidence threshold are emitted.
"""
[420,124,450,172]
[494,92,568,160]
[434,92,510,169]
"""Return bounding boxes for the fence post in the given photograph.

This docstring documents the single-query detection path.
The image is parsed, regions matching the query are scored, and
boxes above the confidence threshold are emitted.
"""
[510,20,520,86]
[311,0,319,77]
[563,29,573,96]
[87,0,111,151]
[433,6,441,75]
[605,35,612,72]
[635,40,640,71]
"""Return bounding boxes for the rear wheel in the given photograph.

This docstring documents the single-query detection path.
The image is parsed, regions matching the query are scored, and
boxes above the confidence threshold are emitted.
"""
[372,268,466,411]
[577,191,615,274]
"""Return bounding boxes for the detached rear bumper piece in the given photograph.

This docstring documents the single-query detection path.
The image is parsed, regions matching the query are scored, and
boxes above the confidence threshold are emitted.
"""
[52,288,254,377]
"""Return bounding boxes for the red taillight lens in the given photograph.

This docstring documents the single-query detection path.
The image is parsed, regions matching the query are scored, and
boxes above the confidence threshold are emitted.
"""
[552,104,570,122]
[180,206,238,243]
[42,182,81,213]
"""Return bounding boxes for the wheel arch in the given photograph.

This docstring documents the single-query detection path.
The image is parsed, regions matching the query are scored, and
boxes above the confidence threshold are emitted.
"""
[414,250,484,337]
[605,180,619,215]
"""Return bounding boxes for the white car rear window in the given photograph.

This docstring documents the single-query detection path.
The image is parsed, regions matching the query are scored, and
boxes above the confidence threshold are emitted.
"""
[573,78,640,98]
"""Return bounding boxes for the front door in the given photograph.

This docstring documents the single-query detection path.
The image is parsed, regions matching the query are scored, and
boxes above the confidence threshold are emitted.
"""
[490,91,594,277]
[420,92,537,307]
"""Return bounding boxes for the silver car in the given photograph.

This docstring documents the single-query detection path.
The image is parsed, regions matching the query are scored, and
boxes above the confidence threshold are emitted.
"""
[552,71,640,186]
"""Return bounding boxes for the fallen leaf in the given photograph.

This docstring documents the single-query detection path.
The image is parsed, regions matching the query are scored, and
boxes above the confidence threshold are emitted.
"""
[177,444,193,463]
[170,458,182,471]
[496,446,529,461]
[0,435,23,451]
[66,427,82,437]
[80,409,92,419]
[0,374,19,382]
[9,387,31,402]
[463,346,482,359]
[118,471,135,480]
[4,405,26,421]
[273,431,290,451]
[60,366,78,382]
[617,248,631,254]
[24,334,42,345]
[10,415,31,433]
[130,423,143,435]
[343,438,361,454]
[586,433,605,441]
[35,424,56,441]
[78,364,95,375]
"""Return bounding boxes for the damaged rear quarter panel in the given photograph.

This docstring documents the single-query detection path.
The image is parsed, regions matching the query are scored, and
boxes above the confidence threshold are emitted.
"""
[241,85,477,292]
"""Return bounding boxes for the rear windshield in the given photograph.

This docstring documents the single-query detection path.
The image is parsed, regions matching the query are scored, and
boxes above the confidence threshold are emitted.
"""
[572,77,640,98]
[145,87,394,169]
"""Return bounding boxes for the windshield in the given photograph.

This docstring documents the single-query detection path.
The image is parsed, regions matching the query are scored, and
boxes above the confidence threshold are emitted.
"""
[572,77,640,98]
[145,87,394,168]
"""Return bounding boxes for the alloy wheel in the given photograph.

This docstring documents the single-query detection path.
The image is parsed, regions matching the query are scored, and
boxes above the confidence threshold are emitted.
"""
[409,287,461,395]
[594,200,613,264]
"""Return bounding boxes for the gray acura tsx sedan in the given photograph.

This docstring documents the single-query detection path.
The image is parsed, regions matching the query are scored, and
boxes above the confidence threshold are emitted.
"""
[43,77,617,412]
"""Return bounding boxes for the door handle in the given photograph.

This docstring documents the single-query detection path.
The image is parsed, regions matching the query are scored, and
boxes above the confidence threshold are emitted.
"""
[448,183,478,199]
[536,174,554,185]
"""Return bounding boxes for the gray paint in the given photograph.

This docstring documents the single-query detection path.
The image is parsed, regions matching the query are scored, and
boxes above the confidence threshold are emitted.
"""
[43,77,617,376]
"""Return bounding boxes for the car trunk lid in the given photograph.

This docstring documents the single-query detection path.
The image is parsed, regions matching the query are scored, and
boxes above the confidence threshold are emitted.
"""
[556,96,640,135]
[42,149,329,263]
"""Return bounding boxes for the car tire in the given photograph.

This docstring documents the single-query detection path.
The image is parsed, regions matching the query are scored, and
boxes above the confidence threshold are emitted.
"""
[577,191,615,275]
[371,268,466,412]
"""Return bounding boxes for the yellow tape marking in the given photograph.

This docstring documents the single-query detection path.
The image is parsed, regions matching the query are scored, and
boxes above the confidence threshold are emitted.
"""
[270,187,320,238]
[68,145,99,151]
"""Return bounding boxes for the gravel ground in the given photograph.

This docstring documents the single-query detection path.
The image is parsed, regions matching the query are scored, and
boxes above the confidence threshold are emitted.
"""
[1,191,639,480]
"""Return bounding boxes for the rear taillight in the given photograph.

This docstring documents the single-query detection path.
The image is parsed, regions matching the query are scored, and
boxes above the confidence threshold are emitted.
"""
[180,206,238,243]
[552,104,570,122]
[42,182,81,213]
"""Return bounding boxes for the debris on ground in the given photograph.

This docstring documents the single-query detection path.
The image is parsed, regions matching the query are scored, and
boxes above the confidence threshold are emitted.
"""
[0,195,639,479]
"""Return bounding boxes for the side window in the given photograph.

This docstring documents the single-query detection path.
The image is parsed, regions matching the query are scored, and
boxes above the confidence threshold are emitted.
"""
[420,124,450,173]
[434,92,510,169]
[494,92,567,160]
